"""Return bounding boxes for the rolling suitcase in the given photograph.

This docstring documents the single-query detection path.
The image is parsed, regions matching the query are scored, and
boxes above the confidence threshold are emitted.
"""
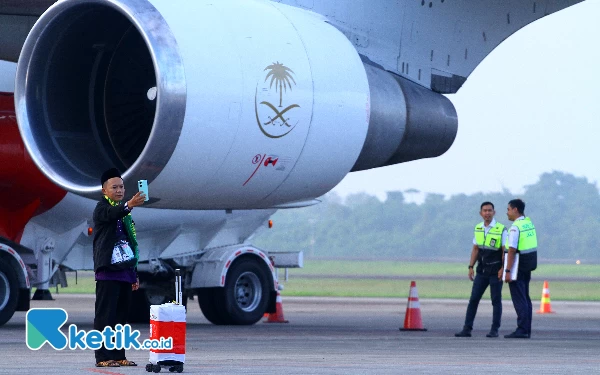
[145,269,186,373]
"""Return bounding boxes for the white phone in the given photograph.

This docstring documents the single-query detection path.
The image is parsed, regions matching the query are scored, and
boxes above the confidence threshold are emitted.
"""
[138,180,149,201]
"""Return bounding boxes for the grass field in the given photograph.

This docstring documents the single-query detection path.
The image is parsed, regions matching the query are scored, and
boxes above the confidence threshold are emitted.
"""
[287,260,600,278]
[47,260,599,301]
[278,279,599,301]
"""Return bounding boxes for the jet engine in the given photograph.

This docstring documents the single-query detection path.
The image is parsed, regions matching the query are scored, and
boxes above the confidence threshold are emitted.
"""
[15,0,457,210]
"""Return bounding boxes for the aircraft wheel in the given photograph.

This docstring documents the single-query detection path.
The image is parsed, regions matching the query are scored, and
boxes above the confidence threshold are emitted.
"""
[197,288,229,325]
[198,256,271,325]
[222,257,271,325]
[0,261,19,326]
[128,288,151,323]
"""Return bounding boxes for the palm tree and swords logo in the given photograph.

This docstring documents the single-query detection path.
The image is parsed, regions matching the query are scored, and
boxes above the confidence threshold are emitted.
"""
[255,62,300,138]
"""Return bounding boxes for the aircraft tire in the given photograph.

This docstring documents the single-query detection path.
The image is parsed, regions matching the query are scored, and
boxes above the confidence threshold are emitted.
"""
[0,261,19,326]
[221,256,270,325]
[128,288,151,323]
[197,288,228,325]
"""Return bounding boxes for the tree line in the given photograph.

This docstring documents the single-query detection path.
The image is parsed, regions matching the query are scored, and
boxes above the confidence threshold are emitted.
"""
[254,171,600,261]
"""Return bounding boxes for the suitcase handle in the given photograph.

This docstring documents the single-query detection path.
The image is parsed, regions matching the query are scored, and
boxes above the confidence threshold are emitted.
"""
[175,268,182,305]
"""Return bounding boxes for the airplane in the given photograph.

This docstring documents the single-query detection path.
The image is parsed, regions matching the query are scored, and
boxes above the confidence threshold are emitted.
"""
[0,0,586,327]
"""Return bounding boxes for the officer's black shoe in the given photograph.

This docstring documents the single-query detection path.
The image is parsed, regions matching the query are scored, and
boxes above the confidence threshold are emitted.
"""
[454,328,472,337]
[504,331,529,339]
[486,330,499,338]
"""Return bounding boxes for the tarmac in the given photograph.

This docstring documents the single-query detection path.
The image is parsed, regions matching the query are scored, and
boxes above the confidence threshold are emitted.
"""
[1,294,599,374]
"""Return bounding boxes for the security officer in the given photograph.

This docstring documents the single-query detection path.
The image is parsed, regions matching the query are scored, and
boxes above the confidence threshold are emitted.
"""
[504,198,537,339]
[455,202,507,338]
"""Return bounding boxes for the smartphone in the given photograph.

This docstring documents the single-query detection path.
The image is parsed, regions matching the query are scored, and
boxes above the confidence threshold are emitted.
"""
[138,180,149,201]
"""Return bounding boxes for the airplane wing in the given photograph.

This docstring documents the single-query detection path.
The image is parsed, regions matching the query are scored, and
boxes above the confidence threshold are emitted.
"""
[0,0,56,62]
[274,0,583,93]
[1,1,584,92]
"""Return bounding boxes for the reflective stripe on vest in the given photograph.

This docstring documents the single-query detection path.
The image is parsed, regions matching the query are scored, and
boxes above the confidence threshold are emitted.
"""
[506,217,538,253]
[474,221,505,251]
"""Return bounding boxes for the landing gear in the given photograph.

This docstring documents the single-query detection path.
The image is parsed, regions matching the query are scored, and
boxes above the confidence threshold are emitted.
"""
[31,288,53,300]
[0,261,19,326]
[197,287,228,325]
[198,256,271,325]
[129,288,152,323]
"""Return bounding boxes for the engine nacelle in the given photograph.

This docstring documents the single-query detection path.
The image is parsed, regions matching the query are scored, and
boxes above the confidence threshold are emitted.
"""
[15,0,457,210]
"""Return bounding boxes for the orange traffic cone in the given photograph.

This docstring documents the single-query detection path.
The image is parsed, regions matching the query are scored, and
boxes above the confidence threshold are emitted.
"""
[537,280,555,314]
[400,281,427,331]
[264,291,289,323]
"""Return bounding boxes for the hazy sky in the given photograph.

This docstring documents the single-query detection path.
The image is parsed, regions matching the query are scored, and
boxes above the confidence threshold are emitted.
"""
[334,0,600,201]
[1,1,598,203]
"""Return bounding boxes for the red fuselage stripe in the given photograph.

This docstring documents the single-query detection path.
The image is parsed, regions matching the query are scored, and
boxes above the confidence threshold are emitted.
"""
[0,92,67,242]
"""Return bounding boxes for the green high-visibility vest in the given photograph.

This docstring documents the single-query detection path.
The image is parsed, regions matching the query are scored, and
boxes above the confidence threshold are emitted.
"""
[506,217,538,253]
[474,221,505,251]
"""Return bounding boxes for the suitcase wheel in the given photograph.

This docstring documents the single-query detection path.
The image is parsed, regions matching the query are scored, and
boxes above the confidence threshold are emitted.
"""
[169,364,183,373]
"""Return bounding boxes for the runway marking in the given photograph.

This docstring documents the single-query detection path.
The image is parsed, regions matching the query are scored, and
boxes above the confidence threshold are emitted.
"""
[85,368,125,375]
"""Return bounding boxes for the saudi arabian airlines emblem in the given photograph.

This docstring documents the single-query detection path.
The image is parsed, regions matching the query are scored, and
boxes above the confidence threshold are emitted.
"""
[255,62,300,138]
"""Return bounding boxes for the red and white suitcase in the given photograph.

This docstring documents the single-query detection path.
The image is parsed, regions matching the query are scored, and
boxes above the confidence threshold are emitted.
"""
[145,269,186,373]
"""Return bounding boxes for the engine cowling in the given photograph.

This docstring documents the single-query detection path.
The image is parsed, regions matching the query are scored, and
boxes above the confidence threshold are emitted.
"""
[15,0,457,210]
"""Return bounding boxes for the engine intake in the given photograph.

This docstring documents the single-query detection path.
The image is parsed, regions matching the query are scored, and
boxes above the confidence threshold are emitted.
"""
[16,0,185,195]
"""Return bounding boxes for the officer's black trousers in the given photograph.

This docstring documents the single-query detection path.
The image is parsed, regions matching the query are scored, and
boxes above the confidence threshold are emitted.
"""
[508,269,532,335]
[464,272,503,331]
[94,280,132,363]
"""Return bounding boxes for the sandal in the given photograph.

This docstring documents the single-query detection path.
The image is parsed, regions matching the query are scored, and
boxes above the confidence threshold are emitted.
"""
[96,360,120,367]
[116,359,138,366]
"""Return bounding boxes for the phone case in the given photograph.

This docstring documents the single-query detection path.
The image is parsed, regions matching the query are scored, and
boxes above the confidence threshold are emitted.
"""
[138,180,149,201]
